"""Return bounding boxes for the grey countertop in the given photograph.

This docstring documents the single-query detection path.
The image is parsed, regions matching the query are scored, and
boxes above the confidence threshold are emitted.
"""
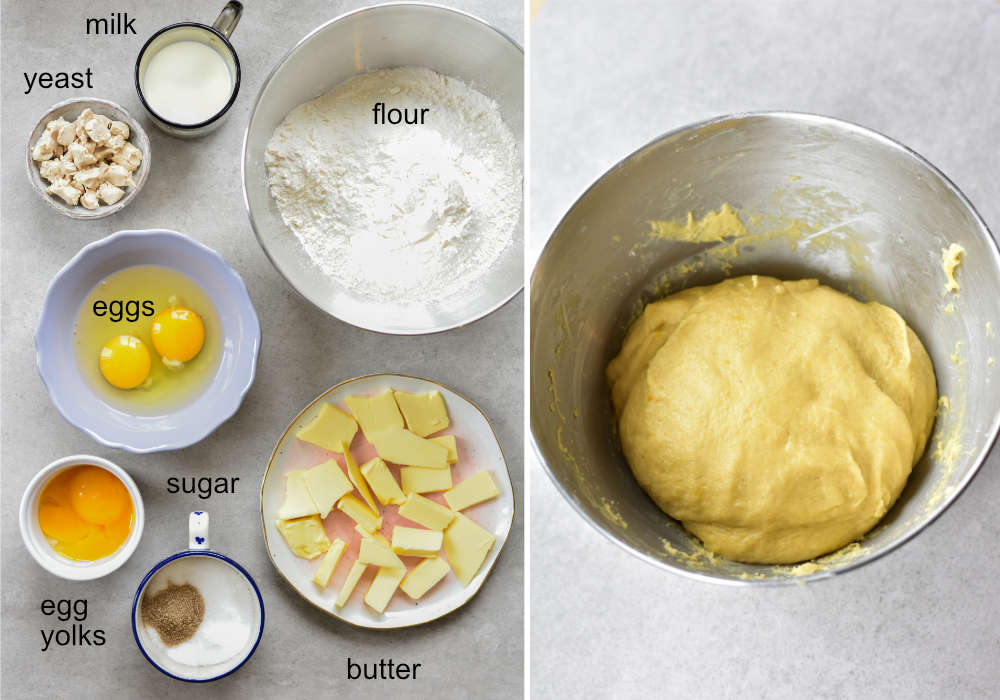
[530,1,999,698]
[1,1,522,698]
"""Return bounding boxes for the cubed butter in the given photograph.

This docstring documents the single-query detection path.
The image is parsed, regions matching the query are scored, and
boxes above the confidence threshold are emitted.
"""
[276,470,320,520]
[296,403,358,453]
[371,427,449,468]
[364,566,406,613]
[312,538,347,588]
[400,556,451,600]
[400,465,453,494]
[443,513,495,585]
[429,435,458,463]
[398,493,455,531]
[342,444,379,513]
[361,457,406,506]
[300,459,353,517]
[275,515,331,559]
[346,391,404,441]
[355,524,390,547]
[337,495,382,532]
[335,560,367,609]
[358,537,405,568]
[444,470,500,512]
[394,390,450,437]
[391,526,444,557]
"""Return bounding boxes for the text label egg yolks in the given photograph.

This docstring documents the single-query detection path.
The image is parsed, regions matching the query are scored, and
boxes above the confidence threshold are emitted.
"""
[100,335,151,389]
[152,307,205,363]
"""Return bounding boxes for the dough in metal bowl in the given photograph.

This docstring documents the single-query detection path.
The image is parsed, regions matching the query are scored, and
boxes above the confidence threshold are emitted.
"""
[607,276,937,564]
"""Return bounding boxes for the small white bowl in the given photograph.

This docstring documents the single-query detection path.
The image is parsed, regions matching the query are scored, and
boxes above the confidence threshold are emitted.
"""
[26,97,151,220]
[19,454,145,580]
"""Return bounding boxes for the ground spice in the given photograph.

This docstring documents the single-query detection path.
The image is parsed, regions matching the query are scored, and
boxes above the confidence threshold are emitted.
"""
[141,582,205,647]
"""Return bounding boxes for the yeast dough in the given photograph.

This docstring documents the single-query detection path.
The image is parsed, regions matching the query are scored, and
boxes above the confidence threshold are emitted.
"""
[607,276,937,564]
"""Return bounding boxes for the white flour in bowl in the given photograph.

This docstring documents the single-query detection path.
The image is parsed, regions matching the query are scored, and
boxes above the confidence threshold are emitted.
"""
[265,67,521,303]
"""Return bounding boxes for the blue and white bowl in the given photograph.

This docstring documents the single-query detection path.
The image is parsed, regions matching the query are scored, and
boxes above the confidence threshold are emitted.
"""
[35,229,260,452]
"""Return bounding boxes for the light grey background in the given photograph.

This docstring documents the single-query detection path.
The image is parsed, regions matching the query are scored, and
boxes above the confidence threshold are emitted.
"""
[1,1,522,698]
[530,1,999,698]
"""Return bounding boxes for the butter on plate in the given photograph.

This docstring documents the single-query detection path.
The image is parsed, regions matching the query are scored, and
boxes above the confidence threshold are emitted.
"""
[371,427,449,468]
[346,391,404,441]
[398,492,455,531]
[276,470,320,520]
[394,390,450,437]
[443,512,495,585]
[297,403,358,453]
[400,556,451,600]
[312,538,347,588]
[444,470,499,512]
[391,526,443,557]
[275,515,331,559]
[400,465,453,494]
[300,459,353,517]
[361,457,406,505]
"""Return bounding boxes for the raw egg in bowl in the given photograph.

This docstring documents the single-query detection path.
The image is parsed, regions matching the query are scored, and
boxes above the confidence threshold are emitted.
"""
[20,454,144,580]
[36,229,260,453]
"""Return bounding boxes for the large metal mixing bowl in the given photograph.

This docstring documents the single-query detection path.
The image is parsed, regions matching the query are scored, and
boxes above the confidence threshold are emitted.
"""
[531,112,1000,584]
[242,3,523,334]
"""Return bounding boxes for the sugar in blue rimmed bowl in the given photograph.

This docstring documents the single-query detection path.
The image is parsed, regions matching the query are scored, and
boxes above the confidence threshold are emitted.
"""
[132,512,264,682]
[35,229,260,453]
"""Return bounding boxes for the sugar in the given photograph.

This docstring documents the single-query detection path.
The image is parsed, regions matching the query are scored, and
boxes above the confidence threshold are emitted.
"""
[141,556,255,669]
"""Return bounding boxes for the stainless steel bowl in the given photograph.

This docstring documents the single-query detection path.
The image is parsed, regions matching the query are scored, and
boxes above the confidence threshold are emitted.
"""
[242,3,523,334]
[531,112,1000,584]
[26,98,151,220]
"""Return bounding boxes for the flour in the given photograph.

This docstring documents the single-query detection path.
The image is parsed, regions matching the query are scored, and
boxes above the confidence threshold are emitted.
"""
[265,67,521,303]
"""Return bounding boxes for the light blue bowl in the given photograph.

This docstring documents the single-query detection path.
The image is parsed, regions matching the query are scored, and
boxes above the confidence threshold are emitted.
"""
[36,229,260,453]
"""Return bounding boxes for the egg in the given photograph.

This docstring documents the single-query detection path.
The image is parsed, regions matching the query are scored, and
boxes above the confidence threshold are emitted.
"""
[151,307,205,364]
[37,465,133,562]
[99,335,151,389]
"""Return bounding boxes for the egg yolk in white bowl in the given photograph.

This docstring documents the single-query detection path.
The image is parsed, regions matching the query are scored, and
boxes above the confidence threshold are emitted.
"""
[37,465,134,561]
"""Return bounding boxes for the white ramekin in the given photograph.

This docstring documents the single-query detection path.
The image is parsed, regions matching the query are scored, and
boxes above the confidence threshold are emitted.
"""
[19,454,145,580]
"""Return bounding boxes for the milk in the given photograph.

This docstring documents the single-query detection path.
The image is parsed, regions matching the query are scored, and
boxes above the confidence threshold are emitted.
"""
[139,555,258,679]
[141,40,233,125]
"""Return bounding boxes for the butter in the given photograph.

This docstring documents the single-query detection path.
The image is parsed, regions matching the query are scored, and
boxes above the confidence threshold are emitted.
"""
[346,391,404,441]
[443,513,495,585]
[358,536,406,568]
[342,443,379,513]
[361,457,406,506]
[391,526,443,557]
[400,556,451,599]
[400,465,453,493]
[300,459,353,518]
[371,427,449,468]
[444,470,500,511]
[355,524,390,546]
[275,515,331,559]
[312,538,347,588]
[398,492,455,531]
[429,435,458,463]
[942,243,965,293]
[335,560,367,609]
[394,390,450,437]
[337,494,382,532]
[276,470,320,520]
[364,566,406,613]
[297,403,358,453]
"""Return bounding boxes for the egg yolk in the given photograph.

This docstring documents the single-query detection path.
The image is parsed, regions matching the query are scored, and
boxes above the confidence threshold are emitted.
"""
[100,335,151,389]
[151,307,205,364]
[37,465,133,562]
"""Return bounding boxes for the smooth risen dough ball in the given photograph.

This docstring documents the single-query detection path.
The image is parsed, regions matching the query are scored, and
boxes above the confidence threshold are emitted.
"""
[607,276,937,564]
